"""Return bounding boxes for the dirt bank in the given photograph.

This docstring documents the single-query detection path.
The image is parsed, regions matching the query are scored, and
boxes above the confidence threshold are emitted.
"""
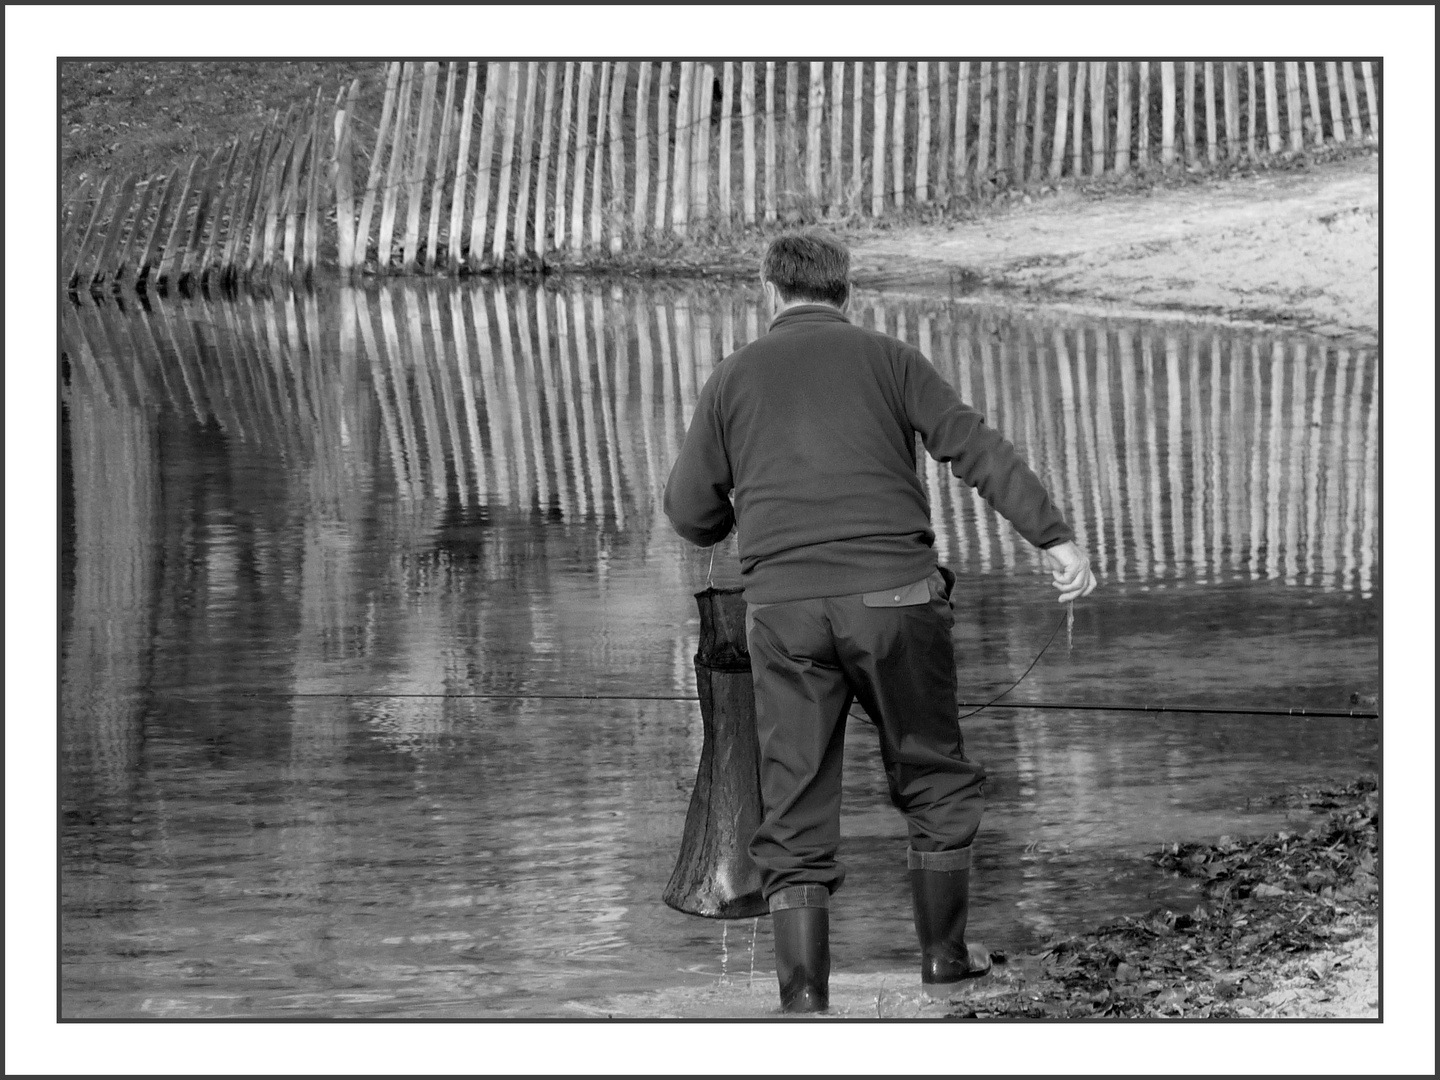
[847,154,1379,342]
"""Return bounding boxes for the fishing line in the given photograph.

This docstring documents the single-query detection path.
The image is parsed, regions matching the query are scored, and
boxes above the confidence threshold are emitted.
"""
[954,607,1070,721]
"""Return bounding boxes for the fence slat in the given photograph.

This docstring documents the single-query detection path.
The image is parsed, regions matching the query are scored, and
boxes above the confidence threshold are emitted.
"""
[378,63,414,271]
[468,62,500,264]
[253,111,298,275]
[1224,62,1240,159]
[783,61,799,212]
[303,90,325,277]
[1264,62,1281,153]
[1137,62,1150,167]
[258,117,298,273]
[1049,62,1068,179]
[741,62,756,223]
[692,62,712,226]
[913,62,930,201]
[202,135,244,278]
[210,131,255,278]
[851,61,864,210]
[1204,62,1217,166]
[1325,62,1346,143]
[186,147,229,282]
[671,62,692,236]
[633,62,651,241]
[831,61,846,208]
[1090,61,1106,176]
[70,176,113,285]
[1341,61,1363,142]
[937,62,952,202]
[608,62,627,253]
[1030,61,1048,182]
[807,61,824,203]
[1182,62,1196,165]
[113,174,156,283]
[1114,61,1130,175]
[651,63,669,236]
[1285,62,1303,152]
[160,158,200,281]
[1012,61,1028,186]
[354,64,400,268]
[1360,61,1378,139]
[995,61,1008,179]
[334,82,361,275]
[1070,60,1085,177]
[892,61,907,208]
[60,180,91,273]
[1245,62,1258,159]
[763,62,776,222]
[449,62,478,268]
[493,61,521,261]
[719,62,734,228]
[515,61,541,258]
[427,63,457,270]
[955,61,970,192]
[533,61,557,260]
[1160,62,1176,166]
[976,62,991,187]
[224,117,273,277]
[404,63,438,274]
[588,61,611,249]
[92,173,139,284]
[572,61,595,249]
[871,62,887,214]
[556,62,577,247]
[282,112,314,277]
[281,120,311,278]
[1304,61,1324,147]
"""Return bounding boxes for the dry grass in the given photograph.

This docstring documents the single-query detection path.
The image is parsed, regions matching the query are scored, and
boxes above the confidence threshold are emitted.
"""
[61,61,386,191]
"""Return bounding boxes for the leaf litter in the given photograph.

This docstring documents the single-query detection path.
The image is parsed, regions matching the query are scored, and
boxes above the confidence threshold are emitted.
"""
[945,778,1378,1019]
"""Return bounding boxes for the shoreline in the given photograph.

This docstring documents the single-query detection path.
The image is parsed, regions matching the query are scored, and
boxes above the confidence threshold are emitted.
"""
[531,150,1377,344]
[581,778,1379,1019]
[69,153,1378,348]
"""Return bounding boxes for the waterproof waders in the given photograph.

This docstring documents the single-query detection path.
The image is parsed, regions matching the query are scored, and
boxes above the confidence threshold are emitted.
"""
[770,885,830,1013]
[909,847,993,985]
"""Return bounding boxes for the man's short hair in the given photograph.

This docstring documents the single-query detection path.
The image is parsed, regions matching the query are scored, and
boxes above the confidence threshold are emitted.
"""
[762,230,850,308]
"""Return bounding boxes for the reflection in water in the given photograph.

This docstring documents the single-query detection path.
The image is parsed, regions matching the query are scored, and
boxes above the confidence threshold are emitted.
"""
[60,282,1379,1017]
[66,285,1380,592]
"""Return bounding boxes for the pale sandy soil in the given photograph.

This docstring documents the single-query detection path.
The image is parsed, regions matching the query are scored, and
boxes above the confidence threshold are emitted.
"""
[848,154,1379,343]
[1250,920,1378,1018]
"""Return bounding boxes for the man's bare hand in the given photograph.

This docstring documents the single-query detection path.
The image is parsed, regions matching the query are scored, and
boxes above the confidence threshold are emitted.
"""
[1041,540,1097,603]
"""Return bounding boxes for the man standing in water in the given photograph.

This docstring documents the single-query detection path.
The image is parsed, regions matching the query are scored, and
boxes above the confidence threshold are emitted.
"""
[664,231,1096,1013]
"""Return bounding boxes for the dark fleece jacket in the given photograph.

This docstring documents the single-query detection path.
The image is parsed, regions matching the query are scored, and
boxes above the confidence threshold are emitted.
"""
[663,304,1073,603]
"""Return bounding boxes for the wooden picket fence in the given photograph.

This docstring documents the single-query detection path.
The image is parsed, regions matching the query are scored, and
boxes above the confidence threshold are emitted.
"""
[63,60,1380,291]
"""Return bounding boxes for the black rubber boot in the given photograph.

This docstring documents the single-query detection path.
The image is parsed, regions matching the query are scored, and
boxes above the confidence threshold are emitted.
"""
[909,851,993,985]
[770,886,830,1013]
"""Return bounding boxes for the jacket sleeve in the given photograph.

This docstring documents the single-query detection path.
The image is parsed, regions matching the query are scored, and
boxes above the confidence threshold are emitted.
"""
[902,347,1074,549]
[663,373,736,547]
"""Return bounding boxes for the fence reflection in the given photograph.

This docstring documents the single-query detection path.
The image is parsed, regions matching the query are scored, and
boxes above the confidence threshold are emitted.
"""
[62,284,1379,610]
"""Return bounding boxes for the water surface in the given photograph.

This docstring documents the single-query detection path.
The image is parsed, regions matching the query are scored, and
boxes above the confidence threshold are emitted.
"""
[60,280,1379,1017]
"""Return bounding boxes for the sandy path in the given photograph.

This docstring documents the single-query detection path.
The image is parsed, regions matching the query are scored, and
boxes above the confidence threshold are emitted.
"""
[849,155,1378,342]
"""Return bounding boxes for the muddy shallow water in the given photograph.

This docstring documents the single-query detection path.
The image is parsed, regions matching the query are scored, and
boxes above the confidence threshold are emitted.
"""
[60,279,1378,1017]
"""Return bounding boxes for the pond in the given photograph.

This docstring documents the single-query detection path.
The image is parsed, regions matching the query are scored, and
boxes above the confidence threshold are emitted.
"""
[59,279,1379,1017]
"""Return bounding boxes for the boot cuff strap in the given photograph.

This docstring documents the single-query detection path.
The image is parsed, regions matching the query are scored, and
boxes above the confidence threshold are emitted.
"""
[768,884,831,912]
[908,846,972,871]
